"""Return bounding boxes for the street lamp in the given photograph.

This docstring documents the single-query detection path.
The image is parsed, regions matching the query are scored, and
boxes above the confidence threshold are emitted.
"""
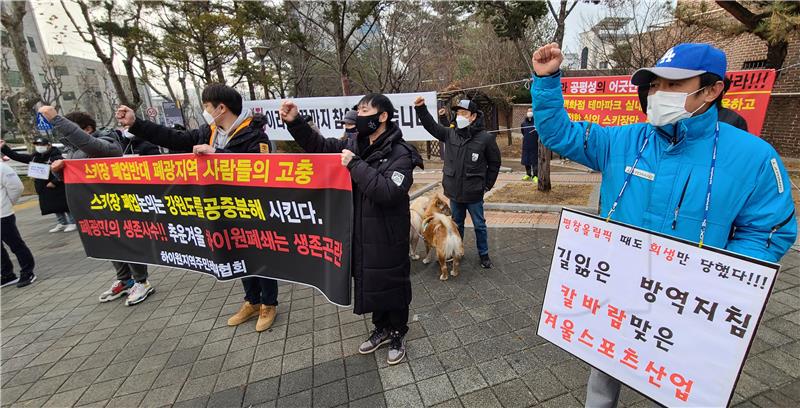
[252,45,269,61]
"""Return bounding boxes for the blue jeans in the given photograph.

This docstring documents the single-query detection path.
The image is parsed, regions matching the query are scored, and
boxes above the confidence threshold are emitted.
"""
[450,199,488,256]
[55,212,75,225]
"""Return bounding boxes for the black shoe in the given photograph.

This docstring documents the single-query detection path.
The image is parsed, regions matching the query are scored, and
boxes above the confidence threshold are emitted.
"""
[480,255,493,269]
[387,330,406,365]
[358,327,390,354]
[1,274,19,287]
[16,274,36,288]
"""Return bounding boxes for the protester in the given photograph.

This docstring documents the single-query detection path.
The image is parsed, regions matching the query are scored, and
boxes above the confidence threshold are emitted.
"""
[42,107,157,306]
[116,128,161,156]
[279,94,423,365]
[116,84,279,332]
[530,42,797,408]
[414,97,501,269]
[0,137,75,232]
[1,161,36,288]
[717,78,748,131]
[337,109,358,140]
[520,107,539,182]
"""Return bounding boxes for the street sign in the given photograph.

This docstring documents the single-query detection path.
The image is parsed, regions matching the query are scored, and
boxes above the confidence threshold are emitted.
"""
[36,113,52,131]
[146,107,158,118]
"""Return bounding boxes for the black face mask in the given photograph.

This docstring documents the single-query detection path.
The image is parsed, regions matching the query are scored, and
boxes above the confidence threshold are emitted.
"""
[355,112,382,137]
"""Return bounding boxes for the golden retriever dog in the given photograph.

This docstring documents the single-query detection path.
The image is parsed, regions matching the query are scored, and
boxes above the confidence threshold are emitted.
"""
[420,195,463,281]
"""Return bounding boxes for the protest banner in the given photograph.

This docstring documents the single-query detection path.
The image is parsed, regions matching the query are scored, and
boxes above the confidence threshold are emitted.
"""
[560,69,775,136]
[62,153,353,306]
[538,209,779,407]
[244,92,438,141]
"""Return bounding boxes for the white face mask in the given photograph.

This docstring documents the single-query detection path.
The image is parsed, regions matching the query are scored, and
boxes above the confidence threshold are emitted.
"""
[202,107,221,126]
[35,146,48,154]
[526,112,533,119]
[646,88,706,127]
[455,115,471,129]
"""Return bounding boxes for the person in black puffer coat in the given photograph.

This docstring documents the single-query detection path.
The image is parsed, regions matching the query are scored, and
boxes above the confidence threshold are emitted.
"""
[280,94,423,366]
[1,137,74,232]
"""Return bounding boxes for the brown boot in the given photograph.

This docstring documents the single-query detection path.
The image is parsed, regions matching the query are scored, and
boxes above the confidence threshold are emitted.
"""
[256,305,277,332]
[228,301,260,326]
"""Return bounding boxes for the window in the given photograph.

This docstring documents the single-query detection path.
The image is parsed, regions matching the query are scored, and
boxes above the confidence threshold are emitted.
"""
[0,30,9,48]
[742,59,769,69]
[87,68,95,75]
[6,71,22,87]
[63,91,76,101]
[599,61,610,69]
[54,66,69,76]
[27,36,37,53]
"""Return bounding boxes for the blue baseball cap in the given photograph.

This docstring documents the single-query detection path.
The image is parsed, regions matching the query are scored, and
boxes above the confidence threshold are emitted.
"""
[631,43,727,86]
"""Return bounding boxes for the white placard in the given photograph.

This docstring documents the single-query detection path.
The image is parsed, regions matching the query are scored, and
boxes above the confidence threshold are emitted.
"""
[538,209,779,407]
[244,92,438,141]
[27,162,50,180]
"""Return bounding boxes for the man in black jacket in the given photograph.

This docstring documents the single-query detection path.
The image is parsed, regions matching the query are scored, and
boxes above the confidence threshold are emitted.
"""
[415,97,502,269]
[280,94,423,365]
[116,84,279,333]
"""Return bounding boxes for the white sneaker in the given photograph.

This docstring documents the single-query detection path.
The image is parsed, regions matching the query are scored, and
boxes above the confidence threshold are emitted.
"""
[125,281,154,306]
[63,224,77,232]
[49,224,66,233]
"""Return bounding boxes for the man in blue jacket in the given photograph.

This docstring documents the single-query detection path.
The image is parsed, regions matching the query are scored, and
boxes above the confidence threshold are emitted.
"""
[531,42,796,407]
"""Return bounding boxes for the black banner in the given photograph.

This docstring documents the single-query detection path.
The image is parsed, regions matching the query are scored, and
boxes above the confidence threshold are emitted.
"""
[64,153,353,306]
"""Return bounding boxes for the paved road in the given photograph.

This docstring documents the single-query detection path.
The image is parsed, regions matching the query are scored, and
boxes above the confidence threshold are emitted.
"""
[1,202,799,407]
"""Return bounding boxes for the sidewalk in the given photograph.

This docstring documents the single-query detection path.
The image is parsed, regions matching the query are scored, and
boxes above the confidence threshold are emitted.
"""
[1,201,799,408]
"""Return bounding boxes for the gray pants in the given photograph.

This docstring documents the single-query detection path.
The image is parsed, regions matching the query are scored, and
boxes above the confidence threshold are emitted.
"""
[112,261,148,282]
[585,368,621,408]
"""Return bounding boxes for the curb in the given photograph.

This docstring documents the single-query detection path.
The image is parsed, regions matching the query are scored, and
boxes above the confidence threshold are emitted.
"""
[410,182,440,200]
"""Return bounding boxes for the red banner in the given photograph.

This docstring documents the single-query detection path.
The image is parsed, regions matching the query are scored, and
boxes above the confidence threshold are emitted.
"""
[560,70,775,136]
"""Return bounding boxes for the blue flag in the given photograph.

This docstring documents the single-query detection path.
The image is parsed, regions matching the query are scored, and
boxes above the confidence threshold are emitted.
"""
[36,112,52,131]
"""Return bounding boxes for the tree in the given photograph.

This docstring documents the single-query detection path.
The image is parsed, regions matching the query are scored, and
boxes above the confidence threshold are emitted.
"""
[350,1,439,93]
[59,0,144,109]
[678,1,800,70]
[584,0,705,71]
[40,56,64,111]
[286,1,384,95]
[1,1,42,150]
[534,0,603,191]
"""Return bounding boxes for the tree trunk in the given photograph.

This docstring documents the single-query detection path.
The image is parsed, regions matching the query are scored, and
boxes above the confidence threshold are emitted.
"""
[1,2,42,151]
[766,40,788,71]
[505,107,513,146]
[537,0,570,192]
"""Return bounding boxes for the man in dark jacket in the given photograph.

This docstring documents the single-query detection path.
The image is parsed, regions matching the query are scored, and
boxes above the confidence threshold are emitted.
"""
[717,78,748,132]
[116,128,162,156]
[415,97,502,269]
[520,107,539,182]
[280,94,423,365]
[116,84,278,333]
[1,137,75,232]
[40,107,155,303]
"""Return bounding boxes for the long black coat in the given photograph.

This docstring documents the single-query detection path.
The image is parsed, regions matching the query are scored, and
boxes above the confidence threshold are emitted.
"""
[0,145,69,215]
[287,119,423,314]
[416,106,501,203]
[520,118,539,166]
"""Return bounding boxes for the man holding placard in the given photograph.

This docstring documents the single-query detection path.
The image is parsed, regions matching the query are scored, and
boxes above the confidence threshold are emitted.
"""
[530,43,796,407]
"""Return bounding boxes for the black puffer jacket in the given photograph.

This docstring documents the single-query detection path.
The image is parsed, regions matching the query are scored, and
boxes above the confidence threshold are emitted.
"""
[128,114,271,154]
[287,118,423,314]
[0,145,69,215]
[416,105,501,203]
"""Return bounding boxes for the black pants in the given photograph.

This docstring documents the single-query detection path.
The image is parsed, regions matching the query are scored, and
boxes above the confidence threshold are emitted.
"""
[1,215,34,279]
[525,165,537,177]
[372,307,409,336]
[242,277,278,306]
